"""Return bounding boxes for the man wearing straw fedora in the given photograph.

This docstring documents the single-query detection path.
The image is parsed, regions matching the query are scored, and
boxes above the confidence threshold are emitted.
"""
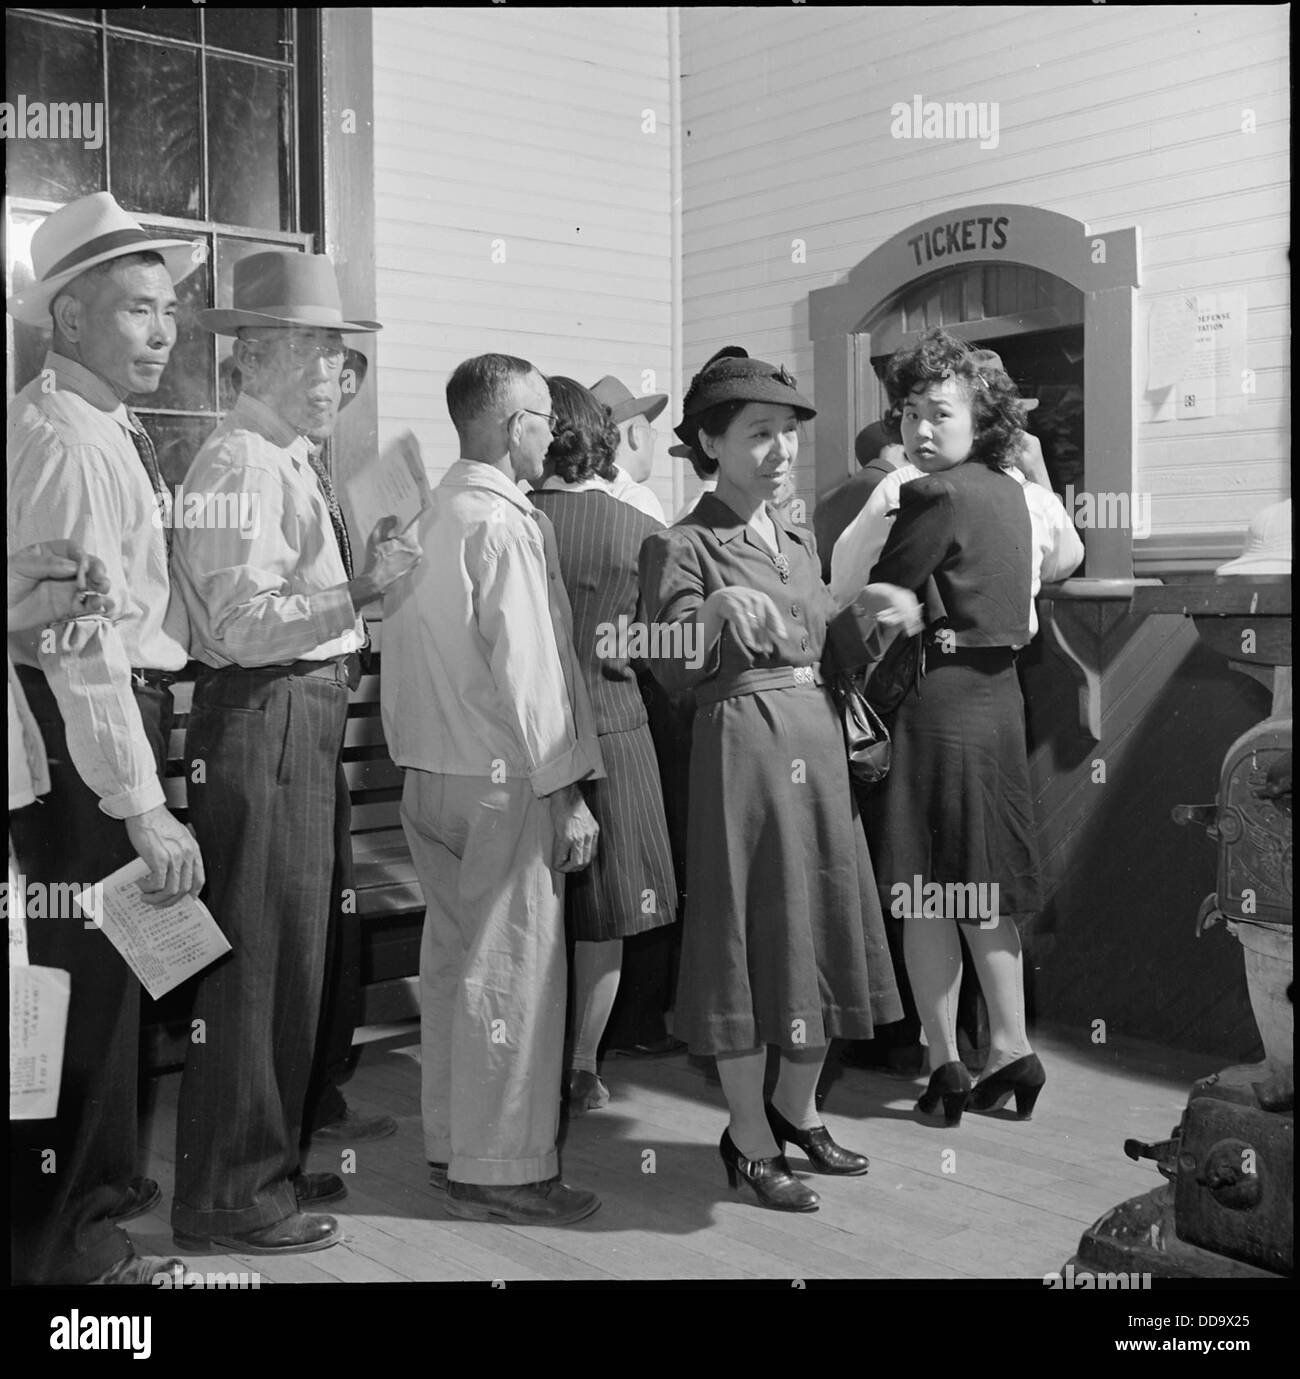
[169,251,420,1254]
[8,191,206,1284]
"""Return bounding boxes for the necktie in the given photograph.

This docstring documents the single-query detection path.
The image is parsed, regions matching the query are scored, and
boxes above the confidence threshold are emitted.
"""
[306,446,354,579]
[126,411,171,556]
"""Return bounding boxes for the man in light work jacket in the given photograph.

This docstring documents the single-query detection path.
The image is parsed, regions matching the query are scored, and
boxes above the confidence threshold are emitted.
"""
[170,251,420,1255]
[7,192,205,1285]
[383,353,604,1225]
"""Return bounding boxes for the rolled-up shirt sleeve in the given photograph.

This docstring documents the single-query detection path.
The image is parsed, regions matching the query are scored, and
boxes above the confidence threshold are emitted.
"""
[177,458,356,665]
[30,617,165,819]
[474,527,600,798]
[9,431,165,819]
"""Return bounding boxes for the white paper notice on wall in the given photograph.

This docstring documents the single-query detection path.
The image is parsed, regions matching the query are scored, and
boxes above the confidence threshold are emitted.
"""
[1177,293,1248,419]
[1146,295,1199,393]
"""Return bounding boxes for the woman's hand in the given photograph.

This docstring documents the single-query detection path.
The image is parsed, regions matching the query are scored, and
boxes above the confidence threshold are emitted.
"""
[1008,430,1052,489]
[856,582,923,636]
[701,587,788,657]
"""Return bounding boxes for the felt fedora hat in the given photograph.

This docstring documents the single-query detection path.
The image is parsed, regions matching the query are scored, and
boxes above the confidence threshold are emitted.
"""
[589,375,668,426]
[6,192,201,327]
[674,346,815,451]
[197,249,382,335]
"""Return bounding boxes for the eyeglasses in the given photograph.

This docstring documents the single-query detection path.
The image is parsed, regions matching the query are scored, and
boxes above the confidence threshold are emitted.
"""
[519,408,558,430]
[245,337,346,371]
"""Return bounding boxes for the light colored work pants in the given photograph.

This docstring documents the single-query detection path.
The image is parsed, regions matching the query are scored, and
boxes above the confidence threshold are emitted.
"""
[400,770,565,1185]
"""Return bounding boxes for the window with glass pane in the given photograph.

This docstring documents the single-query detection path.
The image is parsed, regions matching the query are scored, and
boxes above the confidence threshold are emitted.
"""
[4,8,311,486]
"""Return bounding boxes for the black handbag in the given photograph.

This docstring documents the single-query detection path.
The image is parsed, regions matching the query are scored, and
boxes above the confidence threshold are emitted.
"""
[828,669,892,784]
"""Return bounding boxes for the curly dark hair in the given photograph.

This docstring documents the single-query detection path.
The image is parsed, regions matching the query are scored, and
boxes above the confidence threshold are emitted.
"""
[883,328,1026,470]
[544,376,619,484]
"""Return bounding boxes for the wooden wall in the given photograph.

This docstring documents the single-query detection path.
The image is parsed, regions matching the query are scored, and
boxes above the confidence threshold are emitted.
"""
[678,4,1290,549]
[1022,620,1270,1057]
[371,6,675,509]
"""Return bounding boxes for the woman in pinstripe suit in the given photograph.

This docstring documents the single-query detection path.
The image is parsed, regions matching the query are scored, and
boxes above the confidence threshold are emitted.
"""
[531,377,678,1113]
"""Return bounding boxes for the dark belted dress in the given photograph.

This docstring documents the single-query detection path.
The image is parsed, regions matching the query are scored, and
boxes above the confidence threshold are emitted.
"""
[638,494,903,1055]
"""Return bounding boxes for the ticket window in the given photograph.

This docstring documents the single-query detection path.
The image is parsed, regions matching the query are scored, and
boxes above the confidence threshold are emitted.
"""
[858,262,1086,509]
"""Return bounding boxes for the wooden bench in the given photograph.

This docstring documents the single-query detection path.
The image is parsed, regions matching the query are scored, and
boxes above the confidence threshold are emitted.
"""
[142,626,425,1071]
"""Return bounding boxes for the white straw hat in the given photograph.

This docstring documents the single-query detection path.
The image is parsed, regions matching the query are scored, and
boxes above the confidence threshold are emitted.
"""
[6,192,201,326]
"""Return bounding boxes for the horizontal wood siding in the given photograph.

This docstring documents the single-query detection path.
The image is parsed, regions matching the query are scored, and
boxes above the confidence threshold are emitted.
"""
[679,4,1289,537]
[372,7,674,506]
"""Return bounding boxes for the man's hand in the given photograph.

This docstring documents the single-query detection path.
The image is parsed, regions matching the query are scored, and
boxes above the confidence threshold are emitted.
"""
[702,587,788,657]
[857,582,924,636]
[1008,431,1052,489]
[548,783,599,873]
[7,540,114,630]
[124,805,205,905]
[347,515,422,609]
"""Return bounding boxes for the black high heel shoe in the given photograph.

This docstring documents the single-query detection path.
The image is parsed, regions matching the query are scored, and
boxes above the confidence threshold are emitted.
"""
[765,1102,869,1175]
[969,1053,1046,1119]
[915,1061,973,1127]
[719,1129,820,1212]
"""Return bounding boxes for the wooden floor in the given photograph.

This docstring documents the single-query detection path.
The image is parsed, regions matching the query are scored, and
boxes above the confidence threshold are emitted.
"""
[130,1025,1225,1283]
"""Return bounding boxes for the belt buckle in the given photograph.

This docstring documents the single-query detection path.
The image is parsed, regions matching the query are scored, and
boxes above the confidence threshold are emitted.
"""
[793,665,814,686]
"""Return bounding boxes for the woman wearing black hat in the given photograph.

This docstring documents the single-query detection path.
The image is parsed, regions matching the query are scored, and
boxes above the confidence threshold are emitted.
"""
[638,349,915,1212]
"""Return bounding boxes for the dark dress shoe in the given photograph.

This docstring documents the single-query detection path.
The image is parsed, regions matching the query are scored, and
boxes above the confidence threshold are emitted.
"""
[174,1211,342,1255]
[92,1253,186,1286]
[444,1178,600,1225]
[428,1161,448,1191]
[765,1103,870,1175]
[916,1060,974,1127]
[293,1170,347,1206]
[719,1129,820,1212]
[969,1052,1046,1118]
[109,1177,162,1223]
[310,1107,399,1143]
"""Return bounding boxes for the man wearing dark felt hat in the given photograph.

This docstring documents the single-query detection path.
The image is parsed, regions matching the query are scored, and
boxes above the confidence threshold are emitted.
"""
[589,375,668,523]
[169,250,421,1255]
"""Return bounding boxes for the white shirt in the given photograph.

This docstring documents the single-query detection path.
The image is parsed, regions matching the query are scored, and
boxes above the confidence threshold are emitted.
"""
[607,465,667,524]
[172,393,364,668]
[7,352,188,817]
[381,459,603,797]
[830,462,1084,638]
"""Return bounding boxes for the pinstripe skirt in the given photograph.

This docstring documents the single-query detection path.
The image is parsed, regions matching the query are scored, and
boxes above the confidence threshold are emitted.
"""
[565,724,678,942]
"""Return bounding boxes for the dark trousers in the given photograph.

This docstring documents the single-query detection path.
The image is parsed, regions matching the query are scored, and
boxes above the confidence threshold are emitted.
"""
[171,664,349,1236]
[9,669,170,1284]
[301,768,358,1138]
